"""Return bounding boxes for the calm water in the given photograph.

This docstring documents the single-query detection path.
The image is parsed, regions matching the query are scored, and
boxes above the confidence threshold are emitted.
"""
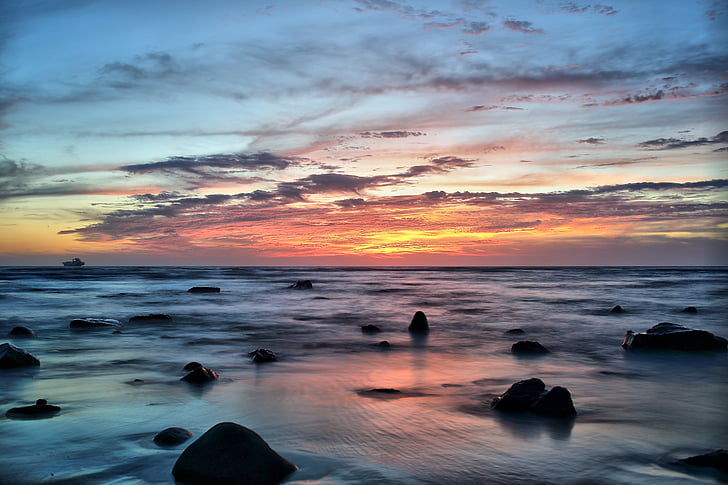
[1,266,726,484]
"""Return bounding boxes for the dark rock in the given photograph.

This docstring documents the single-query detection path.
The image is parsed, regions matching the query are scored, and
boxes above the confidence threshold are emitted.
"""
[0,342,40,368]
[172,422,297,485]
[187,287,221,293]
[249,349,278,363]
[129,313,173,322]
[289,280,313,289]
[69,318,122,329]
[375,340,391,348]
[184,361,203,371]
[622,322,728,351]
[610,305,624,313]
[505,328,525,335]
[181,366,219,383]
[408,311,429,334]
[6,399,60,419]
[367,388,401,394]
[361,324,381,333]
[491,378,546,412]
[511,340,549,354]
[679,449,728,473]
[154,427,193,446]
[8,326,35,337]
[681,306,698,314]
[531,386,577,417]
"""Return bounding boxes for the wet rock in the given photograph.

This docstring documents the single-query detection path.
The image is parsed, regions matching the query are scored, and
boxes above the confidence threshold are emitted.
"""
[289,280,313,289]
[154,427,193,446]
[184,361,203,371]
[361,324,381,333]
[129,313,173,322]
[504,328,525,335]
[181,366,219,383]
[172,422,297,485]
[6,399,60,419]
[679,449,728,474]
[367,388,400,394]
[8,326,35,337]
[375,340,391,348]
[491,378,546,412]
[681,306,698,314]
[610,305,624,313]
[0,342,40,368]
[69,318,122,329]
[511,340,549,354]
[408,311,429,334]
[622,322,727,351]
[531,386,576,417]
[249,348,278,363]
[187,287,221,293]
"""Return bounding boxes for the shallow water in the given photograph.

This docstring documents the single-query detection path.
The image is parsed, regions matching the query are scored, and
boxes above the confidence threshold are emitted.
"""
[1,266,727,484]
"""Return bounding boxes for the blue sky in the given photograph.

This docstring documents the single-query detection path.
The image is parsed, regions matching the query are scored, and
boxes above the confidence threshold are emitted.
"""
[1,0,726,265]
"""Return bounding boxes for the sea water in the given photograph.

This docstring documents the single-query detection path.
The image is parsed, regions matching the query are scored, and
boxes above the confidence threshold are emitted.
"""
[0,266,726,484]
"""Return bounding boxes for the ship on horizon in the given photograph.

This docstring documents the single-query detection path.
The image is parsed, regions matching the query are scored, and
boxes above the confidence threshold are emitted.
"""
[62,257,85,267]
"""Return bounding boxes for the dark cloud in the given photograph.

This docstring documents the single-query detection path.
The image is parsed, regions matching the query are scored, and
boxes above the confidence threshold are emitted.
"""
[560,2,619,16]
[637,131,728,150]
[99,51,178,86]
[503,19,545,34]
[467,105,525,112]
[461,21,491,34]
[577,137,605,144]
[360,130,425,138]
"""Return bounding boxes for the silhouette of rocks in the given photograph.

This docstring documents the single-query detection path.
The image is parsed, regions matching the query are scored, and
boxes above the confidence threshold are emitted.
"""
[408,311,429,334]
[681,306,698,314]
[187,287,220,293]
[511,340,549,354]
[129,313,172,322]
[184,361,203,371]
[6,399,60,419]
[289,280,313,289]
[505,328,525,335]
[367,388,401,394]
[172,422,297,485]
[491,378,577,417]
[610,305,624,313]
[0,342,40,368]
[154,427,193,446]
[69,318,122,329]
[181,366,219,383]
[375,340,391,348]
[249,349,278,363]
[361,324,381,333]
[9,326,35,337]
[679,449,728,474]
[530,386,577,417]
[622,322,727,351]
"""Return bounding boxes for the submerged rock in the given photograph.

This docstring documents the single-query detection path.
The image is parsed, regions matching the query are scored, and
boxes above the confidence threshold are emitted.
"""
[681,306,698,314]
[0,342,40,368]
[679,449,728,474]
[511,340,549,354]
[610,305,624,313]
[622,322,728,351]
[249,349,278,363]
[129,313,173,322]
[181,366,219,383]
[6,399,60,419]
[289,280,313,289]
[408,311,429,334]
[504,328,525,335]
[69,318,122,329]
[184,361,203,371]
[187,287,221,293]
[361,324,381,333]
[491,378,577,417]
[375,340,391,348]
[172,422,297,485]
[8,326,35,337]
[154,427,193,446]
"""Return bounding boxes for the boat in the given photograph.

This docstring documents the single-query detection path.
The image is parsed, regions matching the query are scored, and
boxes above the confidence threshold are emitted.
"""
[62,257,85,267]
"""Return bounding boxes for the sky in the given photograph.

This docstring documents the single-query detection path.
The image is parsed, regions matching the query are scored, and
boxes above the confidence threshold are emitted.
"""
[1,0,727,266]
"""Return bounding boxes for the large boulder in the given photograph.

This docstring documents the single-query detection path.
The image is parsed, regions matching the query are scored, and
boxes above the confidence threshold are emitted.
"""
[6,399,60,419]
[154,427,193,446]
[172,422,297,485]
[69,318,122,329]
[0,342,40,368]
[511,340,549,354]
[408,311,429,334]
[8,326,35,337]
[181,366,219,384]
[491,378,577,417]
[622,322,727,351]
[530,386,576,417]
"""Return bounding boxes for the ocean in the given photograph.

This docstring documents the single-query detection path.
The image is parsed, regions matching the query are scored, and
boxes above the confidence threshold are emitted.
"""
[1,266,726,484]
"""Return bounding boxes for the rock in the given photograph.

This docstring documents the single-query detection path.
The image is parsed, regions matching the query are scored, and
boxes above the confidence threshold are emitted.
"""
[679,449,728,474]
[408,311,429,334]
[172,422,297,485]
[0,342,40,368]
[129,313,173,322]
[6,399,60,419]
[249,349,278,363]
[491,378,546,412]
[8,326,35,337]
[504,328,525,335]
[681,306,698,314]
[289,280,313,289]
[181,366,219,383]
[375,340,391,348]
[361,324,381,333]
[188,287,221,293]
[531,386,577,417]
[367,388,400,394]
[154,427,193,446]
[184,361,203,371]
[622,322,728,351]
[69,318,122,329]
[511,340,549,354]
[610,305,624,313]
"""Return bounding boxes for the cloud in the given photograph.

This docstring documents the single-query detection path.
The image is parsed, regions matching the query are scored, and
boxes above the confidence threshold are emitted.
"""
[99,51,178,86]
[560,2,619,16]
[503,19,545,34]
[577,137,605,144]
[360,130,426,138]
[637,131,728,150]
[467,105,525,112]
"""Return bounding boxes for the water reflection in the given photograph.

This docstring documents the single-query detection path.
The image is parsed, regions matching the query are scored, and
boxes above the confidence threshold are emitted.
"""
[493,410,575,441]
